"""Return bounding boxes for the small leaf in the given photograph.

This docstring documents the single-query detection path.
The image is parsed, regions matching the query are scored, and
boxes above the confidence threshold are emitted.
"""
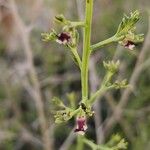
[116,139,128,149]
[41,29,58,42]
[115,10,144,50]
[54,108,79,124]
[66,92,76,109]
[52,97,66,108]
[116,10,140,36]
[54,14,68,25]
[106,134,128,150]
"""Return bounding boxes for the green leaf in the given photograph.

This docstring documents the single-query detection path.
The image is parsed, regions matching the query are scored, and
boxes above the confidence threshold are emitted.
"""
[54,109,72,123]
[115,10,144,49]
[106,134,128,150]
[52,97,66,108]
[54,108,80,124]
[116,10,140,36]
[41,29,58,42]
[66,92,76,109]
[54,14,69,25]
[132,33,144,43]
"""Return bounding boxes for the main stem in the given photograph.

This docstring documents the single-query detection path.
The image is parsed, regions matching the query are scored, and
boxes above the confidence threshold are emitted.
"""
[81,0,93,102]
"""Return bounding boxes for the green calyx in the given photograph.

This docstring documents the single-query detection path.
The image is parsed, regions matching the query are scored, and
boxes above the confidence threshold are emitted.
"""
[103,60,120,74]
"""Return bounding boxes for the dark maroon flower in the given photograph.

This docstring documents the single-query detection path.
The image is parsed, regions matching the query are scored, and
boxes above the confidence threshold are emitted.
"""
[124,40,135,50]
[74,116,87,135]
[56,32,71,45]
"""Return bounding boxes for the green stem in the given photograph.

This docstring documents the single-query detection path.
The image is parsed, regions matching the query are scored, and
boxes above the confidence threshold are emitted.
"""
[77,135,84,150]
[70,47,82,70]
[90,35,124,52]
[83,138,96,149]
[89,71,114,104]
[89,85,115,104]
[89,86,107,104]
[81,0,93,102]
[102,72,114,86]
[71,21,85,27]
[83,138,113,150]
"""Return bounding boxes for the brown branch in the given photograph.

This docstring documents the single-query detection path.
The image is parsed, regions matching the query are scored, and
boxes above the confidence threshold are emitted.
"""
[7,0,52,149]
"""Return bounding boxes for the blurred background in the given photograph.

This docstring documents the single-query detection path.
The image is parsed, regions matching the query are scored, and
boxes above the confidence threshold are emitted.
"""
[0,0,150,150]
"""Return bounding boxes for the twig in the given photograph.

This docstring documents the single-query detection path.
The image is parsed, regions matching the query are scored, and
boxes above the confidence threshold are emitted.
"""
[8,0,51,149]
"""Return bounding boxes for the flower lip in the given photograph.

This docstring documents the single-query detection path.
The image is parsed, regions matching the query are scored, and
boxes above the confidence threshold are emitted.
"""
[56,32,71,44]
[124,40,135,50]
[74,116,87,135]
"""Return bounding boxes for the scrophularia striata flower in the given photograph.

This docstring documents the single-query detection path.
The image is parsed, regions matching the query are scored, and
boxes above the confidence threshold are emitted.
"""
[56,32,71,45]
[119,39,136,50]
[74,116,88,135]
[124,40,135,50]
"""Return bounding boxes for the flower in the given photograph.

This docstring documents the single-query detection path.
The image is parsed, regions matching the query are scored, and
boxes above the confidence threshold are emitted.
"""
[124,40,135,50]
[119,39,136,50]
[74,116,87,135]
[56,32,71,45]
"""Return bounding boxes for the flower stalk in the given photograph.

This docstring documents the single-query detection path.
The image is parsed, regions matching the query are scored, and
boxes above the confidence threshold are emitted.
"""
[68,46,82,70]
[91,35,124,51]
[81,0,94,103]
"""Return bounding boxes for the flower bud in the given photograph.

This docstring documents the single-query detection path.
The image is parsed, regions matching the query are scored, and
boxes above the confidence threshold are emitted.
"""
[54,14,68,25]
[103,60,120,73]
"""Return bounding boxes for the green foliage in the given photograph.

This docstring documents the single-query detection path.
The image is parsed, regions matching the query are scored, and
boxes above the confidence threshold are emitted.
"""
[52,97,66,109]
[52,95,80,123]
[116,10,140,36]
[54,14,69,25]
[41,29,58,42]
[83,134,128,150]
[91,10,144,51]
[115,10,144,49]
[66,92,76,108]
[106,134,128,150]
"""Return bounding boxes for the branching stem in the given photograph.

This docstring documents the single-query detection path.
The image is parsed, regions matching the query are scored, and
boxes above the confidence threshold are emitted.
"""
[91,35,124,52]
